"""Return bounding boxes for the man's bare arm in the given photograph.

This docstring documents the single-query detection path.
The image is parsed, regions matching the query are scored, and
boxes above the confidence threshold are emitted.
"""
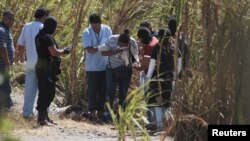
[84,46,99,53]
[101,49,124,56]
[0,46,10,69]
[16,45,25,62]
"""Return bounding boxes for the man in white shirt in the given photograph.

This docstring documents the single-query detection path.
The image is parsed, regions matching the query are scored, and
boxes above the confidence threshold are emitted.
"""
[17,7,49,118]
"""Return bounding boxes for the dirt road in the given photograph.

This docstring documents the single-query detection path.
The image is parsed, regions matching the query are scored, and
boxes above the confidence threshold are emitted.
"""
[7,87,170,141]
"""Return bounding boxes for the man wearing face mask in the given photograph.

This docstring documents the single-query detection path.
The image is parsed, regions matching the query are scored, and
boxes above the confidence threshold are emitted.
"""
[35,16,70,125]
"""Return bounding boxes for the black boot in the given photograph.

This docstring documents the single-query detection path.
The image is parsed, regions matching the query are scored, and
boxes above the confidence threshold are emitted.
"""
[37,111,49,126]
[45,111,57,125]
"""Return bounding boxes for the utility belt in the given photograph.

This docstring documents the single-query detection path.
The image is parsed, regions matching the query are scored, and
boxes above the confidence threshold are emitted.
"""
[36,57,61,82]
[36,58,50,70]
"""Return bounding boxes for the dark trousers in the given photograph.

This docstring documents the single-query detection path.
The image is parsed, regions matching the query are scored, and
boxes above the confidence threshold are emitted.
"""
[36,67,55,114]
[86,71,106,112]
[148,80,172,108]
[0,69,12,111]
[106,67,132,109]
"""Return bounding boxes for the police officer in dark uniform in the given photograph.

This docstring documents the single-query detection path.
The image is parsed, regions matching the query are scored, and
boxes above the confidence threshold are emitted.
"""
[35,16,70,125]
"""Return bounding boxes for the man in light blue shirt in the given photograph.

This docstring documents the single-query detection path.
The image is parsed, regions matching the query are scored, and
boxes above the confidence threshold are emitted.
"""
[82,13,112,120]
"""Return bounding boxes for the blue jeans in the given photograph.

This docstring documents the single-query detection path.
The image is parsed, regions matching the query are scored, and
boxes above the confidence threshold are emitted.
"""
[86,71,106,112]
[106,66,132,109]
[0,69,12,110]
[23,66,38,117]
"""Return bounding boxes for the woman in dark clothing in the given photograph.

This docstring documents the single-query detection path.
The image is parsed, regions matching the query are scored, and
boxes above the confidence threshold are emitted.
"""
[35,16,70,125]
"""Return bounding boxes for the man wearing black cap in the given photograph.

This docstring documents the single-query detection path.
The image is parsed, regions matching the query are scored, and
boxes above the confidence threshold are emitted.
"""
[146,28,181,108]
[140,28,182,131]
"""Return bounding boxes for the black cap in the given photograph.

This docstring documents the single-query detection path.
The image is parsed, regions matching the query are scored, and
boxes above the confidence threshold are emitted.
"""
[157,28,171,38]
[34,7,49,19]
[168,18,176,36]
[139,21,150,28]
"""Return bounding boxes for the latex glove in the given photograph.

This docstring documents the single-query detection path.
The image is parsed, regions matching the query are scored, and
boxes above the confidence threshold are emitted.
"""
[121,51,129,65]
[63,47,71,54]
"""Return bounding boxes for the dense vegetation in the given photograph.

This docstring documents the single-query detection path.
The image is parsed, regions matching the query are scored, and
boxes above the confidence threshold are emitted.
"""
[1,0,250,140]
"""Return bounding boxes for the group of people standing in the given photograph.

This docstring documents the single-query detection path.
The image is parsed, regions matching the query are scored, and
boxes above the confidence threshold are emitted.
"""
[0,8,182,128]
[0,8,70,126]
[83,13,181,126]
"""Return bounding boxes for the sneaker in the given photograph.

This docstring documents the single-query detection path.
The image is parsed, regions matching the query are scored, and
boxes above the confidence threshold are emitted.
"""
[98,112,112,123]
[45,112,57,125]
[82,111,95,120]
[38,120,54,126]
[46,117,58,125]
[145,123,158,132]
[23,115,35,121]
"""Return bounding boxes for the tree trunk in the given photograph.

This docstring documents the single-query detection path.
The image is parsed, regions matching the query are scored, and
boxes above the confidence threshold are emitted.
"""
[234,23,250,124]
[70,0,86,104]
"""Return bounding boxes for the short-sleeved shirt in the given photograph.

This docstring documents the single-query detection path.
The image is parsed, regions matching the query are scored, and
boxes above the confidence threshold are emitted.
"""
[143,36,158,56]
[35,32,55,60]
[82,24,112,71]
[104,35,139,69]
[17,21,43,68]
[0,22,14,69]
[151,44,181,79]
[143,36,159,73]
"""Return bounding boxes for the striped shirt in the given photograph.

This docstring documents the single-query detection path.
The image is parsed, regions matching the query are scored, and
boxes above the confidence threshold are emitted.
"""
[105,35,139,69]
[0,22,14,69]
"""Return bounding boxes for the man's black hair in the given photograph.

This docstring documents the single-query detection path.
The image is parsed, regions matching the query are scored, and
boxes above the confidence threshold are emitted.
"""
[89,13,101,24]
[139,21,150,28]
[34,7,49,19]
[2,10,14,19]
[137,27,152,44]
[118,29,130,44]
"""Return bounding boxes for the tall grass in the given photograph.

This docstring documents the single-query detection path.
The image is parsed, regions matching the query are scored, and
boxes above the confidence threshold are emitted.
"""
[0,116,20,141]
[107,85,150,141]
[2,0,250,140]
[0,0,169,107]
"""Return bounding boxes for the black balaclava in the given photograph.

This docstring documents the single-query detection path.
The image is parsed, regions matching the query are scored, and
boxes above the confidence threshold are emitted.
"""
[41,16,57,35]
[168,18,176,36]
